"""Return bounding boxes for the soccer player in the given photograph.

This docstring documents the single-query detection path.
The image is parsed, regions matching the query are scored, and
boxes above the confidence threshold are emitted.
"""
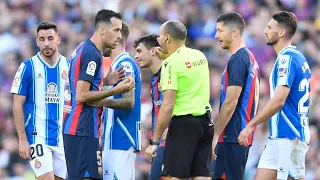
[145,20,212,180]
[133,34,167,180]
[62,10,134,180]
[238,11,311,180]
[11,21,68,180]
[89,22,141,180]
[212,13,260,180]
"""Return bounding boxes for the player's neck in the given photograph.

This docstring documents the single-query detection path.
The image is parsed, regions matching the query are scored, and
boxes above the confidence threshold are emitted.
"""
[40,53,59,67]
[274,40,292,55]
[167,41,185,54]
[149,59,162,74]
[228,38,245,55]
[90,34,104,51]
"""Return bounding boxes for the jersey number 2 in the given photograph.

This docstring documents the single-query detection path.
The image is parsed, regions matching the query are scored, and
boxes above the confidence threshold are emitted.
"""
[298,78,310,115]
[30,144,44,160]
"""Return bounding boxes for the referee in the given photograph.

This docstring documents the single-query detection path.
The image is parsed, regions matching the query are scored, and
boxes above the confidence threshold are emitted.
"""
[145,20,213,180]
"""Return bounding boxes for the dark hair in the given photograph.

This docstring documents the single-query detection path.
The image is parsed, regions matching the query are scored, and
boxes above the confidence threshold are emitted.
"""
[133,34,159,49]
[94,9,122,28]
[119,22,129,45]
[37,21,58,33]
[216,12,245,35]
[164,20,187,41]
[272,11,297,39]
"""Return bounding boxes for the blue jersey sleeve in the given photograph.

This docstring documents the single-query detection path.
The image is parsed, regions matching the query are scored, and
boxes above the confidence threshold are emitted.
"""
[10,62,30,96]
[227,56,248,87]
[78,51,102,84]
[277,54,295,88]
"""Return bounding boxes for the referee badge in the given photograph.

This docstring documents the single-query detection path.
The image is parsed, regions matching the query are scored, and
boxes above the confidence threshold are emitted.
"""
[34,159,42,169]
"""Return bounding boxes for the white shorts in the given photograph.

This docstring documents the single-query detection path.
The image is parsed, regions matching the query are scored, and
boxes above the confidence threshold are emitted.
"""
[258,138,309,180]
[29,144,67,178]
[103,147,136,180]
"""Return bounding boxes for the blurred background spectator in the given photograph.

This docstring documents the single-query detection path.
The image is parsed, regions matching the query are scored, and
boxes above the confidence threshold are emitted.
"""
[0,0,319,179]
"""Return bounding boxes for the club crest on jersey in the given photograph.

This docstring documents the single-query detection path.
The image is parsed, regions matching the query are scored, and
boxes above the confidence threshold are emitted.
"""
[278,68,287,77]
[45,82,60,103]
[86,61,96,76]
[34,159,41,169]
[61,70,68,80]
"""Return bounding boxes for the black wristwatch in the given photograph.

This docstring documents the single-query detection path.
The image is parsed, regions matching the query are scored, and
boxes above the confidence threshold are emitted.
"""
[149,138,159,145]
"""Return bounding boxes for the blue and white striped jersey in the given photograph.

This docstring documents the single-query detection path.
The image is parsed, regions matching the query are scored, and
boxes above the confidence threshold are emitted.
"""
[269,46,311,143]
[103,52,142,151]
[11,52,70,146]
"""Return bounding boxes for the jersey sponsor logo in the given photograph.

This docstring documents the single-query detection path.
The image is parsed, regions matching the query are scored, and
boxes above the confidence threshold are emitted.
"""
[45,82,60,103]
[168,65,172,79]
[86,61,96,76]
[37,73,43,78]
[70,49,77,59]
[185,61,192,69]
[278,68,287,77]
[302,62,310,73]
[63,105,71,113]
[191,59,207,67]
[153,100,162,106]
[34,159,42,169]
[61,70,68,80]
[164,61,168,68]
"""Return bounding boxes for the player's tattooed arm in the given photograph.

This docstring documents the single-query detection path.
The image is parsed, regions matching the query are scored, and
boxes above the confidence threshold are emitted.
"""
[89,88,135,110]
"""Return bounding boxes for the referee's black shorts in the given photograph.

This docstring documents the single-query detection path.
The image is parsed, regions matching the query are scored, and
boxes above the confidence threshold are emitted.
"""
[162,114,214,178]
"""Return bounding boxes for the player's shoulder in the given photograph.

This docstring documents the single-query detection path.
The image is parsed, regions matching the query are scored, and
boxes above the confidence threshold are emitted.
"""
[81,40,101,59]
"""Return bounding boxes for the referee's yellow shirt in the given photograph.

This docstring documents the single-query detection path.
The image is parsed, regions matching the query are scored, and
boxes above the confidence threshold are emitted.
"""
[160,46,210,116]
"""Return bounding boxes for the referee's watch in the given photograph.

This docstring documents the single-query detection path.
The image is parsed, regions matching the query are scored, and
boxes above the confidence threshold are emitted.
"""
[149,139,159,146]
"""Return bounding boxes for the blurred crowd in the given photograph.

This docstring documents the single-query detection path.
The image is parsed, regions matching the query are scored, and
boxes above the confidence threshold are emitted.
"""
[0,0,320,179]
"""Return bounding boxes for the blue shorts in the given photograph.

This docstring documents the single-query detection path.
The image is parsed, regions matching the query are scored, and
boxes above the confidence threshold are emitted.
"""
[212,142,250,180]
[149,146,165,180]
[63,134,102,180]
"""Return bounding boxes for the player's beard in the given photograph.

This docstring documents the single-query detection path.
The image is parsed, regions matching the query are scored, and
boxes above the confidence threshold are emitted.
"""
[222,39,232,49]
[41,48,55,58]
[266,37,279,46]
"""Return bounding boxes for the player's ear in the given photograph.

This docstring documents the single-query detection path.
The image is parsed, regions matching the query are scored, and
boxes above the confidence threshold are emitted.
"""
[151,48,155,56]
[279,28,286,38]
[36,38,40,48]
[57,36,61,45]
[233,28,239,37]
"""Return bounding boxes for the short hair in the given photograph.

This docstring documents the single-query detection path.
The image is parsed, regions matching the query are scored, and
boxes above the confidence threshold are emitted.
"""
[163,20,187,41]
[94,9,122,29]
[272,11,297,39]
[119,22,129,45]
[216,12,245,35]
[133,34,159,49]
[37,21,58,33]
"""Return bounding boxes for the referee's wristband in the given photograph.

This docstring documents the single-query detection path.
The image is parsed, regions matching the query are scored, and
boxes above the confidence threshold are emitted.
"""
[149,139,159,146]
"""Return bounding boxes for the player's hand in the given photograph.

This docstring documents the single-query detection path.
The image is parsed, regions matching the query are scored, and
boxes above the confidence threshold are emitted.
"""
[161,128,168,140]
[115,77,135,94]
[153,47,170,60]
[211,137,218,160]
[238,126,254,147]
[103,65,125,85]
[145,145,158,162]
[19,139,30,160]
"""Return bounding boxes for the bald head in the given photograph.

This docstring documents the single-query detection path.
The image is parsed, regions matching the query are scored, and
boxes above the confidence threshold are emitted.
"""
[163,20,187,41]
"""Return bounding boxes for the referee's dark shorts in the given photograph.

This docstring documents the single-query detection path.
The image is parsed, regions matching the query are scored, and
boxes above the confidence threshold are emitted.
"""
[162,114,214,178]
